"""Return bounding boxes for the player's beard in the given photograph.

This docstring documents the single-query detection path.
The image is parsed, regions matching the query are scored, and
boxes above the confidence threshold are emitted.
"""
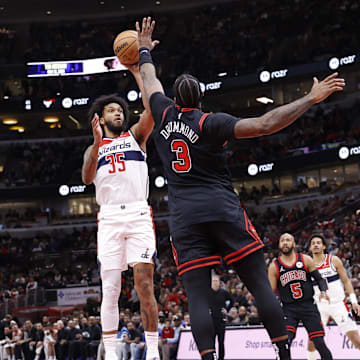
[280,244,294,255]
[105,119,125,135]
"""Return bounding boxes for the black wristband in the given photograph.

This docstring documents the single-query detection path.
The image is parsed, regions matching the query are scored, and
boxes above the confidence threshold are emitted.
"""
[139,47,153,67]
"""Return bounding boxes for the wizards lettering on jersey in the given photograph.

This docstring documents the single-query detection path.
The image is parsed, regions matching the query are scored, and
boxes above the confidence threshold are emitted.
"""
[160,121,199,144]
[280,270,307,287]
[98,141,131,158]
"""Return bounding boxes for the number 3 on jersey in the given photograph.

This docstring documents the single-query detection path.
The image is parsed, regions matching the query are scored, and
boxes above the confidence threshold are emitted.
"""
[171,139,192,173]
[290,282,303,299]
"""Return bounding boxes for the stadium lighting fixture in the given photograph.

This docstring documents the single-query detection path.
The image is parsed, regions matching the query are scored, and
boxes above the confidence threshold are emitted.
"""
[9,126,25,132]
[44,116,59,123]
[134,110,139,114]
[256,97,274,104]
[218,72,227,77]
[2,118,18,125]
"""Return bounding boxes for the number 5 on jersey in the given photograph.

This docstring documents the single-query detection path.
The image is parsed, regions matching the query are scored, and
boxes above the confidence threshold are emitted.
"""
[290,282,303,299]
[171,139,192,173]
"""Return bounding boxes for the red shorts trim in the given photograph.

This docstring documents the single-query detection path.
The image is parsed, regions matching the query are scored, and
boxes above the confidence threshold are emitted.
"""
[178,256,222,270]
[286,325,297,333]
[226,244,264,265]
[178,260,222,276]
[308,330,325,340]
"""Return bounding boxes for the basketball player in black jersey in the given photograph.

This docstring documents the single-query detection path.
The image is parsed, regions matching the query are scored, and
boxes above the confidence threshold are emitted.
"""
[268,233,333,359]
[136,17,345,360]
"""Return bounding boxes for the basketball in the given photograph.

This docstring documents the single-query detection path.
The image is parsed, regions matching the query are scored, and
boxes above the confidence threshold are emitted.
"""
[113,30,139,65]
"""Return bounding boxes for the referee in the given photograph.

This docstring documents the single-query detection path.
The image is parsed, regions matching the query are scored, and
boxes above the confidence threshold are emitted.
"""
[210,274,232,360]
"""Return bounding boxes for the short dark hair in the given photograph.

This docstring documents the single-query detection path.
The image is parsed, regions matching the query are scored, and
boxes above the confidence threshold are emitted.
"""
[88,94,129,124]
[309,233,327,248]
[173,74,202,109]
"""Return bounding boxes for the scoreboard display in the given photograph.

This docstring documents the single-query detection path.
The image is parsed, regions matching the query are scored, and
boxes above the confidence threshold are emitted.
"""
[27,56,127,77]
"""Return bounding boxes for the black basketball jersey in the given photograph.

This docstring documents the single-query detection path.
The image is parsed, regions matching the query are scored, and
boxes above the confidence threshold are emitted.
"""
[274,253,314,305]
[149,92,240,232]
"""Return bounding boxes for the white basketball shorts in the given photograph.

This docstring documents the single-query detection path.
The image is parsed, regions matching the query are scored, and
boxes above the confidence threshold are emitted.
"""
[97,201,156,272]
[317,300,357,333]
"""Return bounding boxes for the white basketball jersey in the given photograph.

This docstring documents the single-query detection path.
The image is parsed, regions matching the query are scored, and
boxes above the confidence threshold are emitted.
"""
[314,254,345,303]
[93,131,149,205]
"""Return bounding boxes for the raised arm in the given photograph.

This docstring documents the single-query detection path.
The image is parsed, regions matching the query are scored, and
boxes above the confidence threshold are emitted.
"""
[332,256,360,315]
[126,63,155,147]
[82,114,102,185]
[234,73,345,139]
[136,17,165,105]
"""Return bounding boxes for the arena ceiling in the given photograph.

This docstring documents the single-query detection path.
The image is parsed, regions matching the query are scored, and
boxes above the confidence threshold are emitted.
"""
[0,0,236,23]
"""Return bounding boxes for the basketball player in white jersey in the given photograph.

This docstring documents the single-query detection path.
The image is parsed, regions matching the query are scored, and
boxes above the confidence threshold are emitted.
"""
[81,58,160,360]
[307,234,360,360]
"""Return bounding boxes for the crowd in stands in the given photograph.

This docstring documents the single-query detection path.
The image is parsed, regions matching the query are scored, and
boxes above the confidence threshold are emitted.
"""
[1,100,360,190]
[1,203,360,360]
[1,0,360,96]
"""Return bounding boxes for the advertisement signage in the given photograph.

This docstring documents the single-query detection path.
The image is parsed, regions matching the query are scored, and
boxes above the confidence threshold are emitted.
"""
[178,325,360,359]
[57,286,101,306]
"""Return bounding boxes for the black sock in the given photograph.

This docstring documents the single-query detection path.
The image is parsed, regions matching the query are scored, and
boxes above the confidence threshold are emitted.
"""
[201,351,217,360]
[273,339,291,360]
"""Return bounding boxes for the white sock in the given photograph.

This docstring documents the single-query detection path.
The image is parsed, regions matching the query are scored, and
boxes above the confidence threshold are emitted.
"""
[103,333,118,355]
[145,331,160,359]
[307,350,317,360]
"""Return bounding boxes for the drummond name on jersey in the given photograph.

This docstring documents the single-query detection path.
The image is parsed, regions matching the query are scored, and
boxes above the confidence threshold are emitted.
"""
[160,121,200,144]
[98,141,131,158]
[280,270,307,287]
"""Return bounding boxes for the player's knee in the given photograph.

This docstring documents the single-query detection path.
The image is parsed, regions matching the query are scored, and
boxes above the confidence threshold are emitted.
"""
[102,282,120,306]
[136,278,154,302]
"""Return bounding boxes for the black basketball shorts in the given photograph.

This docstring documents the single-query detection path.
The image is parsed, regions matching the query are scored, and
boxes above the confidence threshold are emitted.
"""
[170,209,264,276]
[284,301,325,341]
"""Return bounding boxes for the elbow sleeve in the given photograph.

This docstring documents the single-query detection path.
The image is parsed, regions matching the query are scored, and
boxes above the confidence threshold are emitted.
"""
[310,270,327,292]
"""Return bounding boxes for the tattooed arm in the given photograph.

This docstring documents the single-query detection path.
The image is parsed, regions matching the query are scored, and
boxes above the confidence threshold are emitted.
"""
[234,72,345,139]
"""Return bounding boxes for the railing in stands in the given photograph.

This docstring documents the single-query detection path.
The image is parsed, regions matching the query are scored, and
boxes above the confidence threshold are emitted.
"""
[0,288,45,318]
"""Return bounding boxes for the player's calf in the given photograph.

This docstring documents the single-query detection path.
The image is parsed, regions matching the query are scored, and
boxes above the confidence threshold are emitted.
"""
[134,263,160,360]
[346,330,360,350]
[312,337,332,360]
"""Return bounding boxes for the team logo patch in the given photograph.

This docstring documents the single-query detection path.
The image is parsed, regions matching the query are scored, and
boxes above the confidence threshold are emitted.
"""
[141,248,150,259]
[296,261,303,268]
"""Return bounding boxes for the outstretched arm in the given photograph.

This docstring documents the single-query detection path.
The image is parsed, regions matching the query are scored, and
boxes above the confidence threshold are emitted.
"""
[136,17,165,105]
[234,72,345,139]
[127,63,155,147]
